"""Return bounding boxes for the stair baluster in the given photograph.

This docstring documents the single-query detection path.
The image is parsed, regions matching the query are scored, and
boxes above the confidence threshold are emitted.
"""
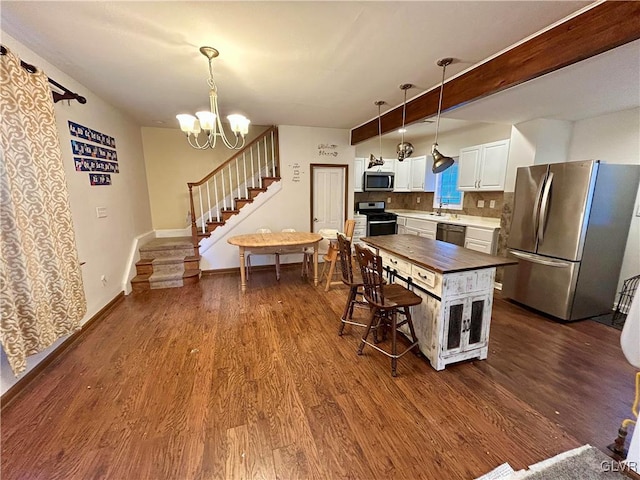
[251,148,255,188]
[206,182,212,223]
[257,142,263,188]
[243,152,249,198]
[214,178,220,222]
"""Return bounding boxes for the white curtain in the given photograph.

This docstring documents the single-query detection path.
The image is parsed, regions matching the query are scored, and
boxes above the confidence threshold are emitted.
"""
[0,47,86,375]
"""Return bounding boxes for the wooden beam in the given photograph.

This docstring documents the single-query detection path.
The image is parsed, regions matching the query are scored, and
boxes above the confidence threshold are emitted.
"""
[350,1,640,145]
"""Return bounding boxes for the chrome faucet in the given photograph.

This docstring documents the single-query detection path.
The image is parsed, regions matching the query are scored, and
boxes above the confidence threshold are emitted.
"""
[436,199,448,216]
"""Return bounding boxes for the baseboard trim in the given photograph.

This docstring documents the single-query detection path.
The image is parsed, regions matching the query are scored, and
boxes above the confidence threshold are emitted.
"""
[1,291,125,410]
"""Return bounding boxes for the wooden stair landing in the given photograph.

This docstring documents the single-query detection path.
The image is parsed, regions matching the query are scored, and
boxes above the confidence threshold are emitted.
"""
[131,237,200,292]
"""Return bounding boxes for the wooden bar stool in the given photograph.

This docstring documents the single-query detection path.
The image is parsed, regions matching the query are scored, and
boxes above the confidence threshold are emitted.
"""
[336,233,367,336]
[320,219,356,291]
[354,244,422,377]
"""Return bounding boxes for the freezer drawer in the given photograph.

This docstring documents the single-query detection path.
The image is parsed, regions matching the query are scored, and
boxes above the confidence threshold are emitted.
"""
[502,250,580,320]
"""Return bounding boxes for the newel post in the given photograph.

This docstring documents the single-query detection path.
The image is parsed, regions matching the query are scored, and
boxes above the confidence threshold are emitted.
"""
[188,183,199,254]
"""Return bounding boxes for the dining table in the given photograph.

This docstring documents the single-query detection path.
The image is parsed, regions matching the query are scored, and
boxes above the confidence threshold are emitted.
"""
[227,231,322,293]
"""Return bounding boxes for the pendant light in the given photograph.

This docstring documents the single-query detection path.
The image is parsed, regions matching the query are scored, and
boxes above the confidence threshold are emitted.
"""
[397,83,414,162]
[368,100,386,169]
[431,57,455,174]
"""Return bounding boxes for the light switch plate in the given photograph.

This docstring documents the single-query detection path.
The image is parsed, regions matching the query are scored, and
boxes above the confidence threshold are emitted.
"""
[490,200,496,208]
[96,207,107,218]
[477,200,485,208]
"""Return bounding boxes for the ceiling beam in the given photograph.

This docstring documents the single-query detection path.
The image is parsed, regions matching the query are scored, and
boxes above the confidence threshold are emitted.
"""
[350,1,640,145]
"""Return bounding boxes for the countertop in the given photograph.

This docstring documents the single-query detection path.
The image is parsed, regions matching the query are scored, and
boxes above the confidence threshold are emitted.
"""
[361,234,516,274]
[389,209,501,229]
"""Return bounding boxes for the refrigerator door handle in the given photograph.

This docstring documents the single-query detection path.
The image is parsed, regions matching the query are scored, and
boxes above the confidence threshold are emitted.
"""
[509,249,571,268]
[532,177,546,244]
[538,172,554,244]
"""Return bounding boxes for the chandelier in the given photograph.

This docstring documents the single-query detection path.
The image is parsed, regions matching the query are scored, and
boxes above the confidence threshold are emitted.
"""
[176,46,250,150]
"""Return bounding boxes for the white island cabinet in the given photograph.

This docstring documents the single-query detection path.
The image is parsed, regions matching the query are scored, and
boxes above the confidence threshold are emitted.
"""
[361,234,516,370]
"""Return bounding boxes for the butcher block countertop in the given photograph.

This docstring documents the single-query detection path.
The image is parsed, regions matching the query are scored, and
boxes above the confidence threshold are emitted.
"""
[361,234,517,274]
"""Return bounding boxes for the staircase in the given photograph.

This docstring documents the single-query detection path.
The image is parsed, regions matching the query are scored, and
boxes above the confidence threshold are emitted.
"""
[131,237,201,292]
[188,126,280,244]
[130,126,281,292]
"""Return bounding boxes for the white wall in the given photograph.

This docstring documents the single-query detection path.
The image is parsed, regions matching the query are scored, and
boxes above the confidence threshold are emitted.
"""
[568,107,640,294]
[1,33,153,395]
[199,125,355,270]
[504,118,573,191]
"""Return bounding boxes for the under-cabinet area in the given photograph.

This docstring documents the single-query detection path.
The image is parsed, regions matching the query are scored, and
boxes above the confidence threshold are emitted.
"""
[361,234,516,370]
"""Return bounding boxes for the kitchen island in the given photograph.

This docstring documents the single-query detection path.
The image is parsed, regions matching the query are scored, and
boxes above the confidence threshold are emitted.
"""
[361,234,516,370]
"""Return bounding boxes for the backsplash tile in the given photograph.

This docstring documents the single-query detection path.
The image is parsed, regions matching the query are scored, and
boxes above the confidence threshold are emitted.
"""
[355,191,504,219]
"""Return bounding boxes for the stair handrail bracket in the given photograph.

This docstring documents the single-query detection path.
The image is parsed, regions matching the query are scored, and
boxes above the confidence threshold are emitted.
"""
[187,126,280,251]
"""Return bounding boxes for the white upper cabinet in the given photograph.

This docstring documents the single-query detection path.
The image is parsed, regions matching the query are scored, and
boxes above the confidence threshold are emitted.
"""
[458,140,510,191]
[409,155,436,192]
[394,158,411,192]
[354,157,365,192]
[365,158,395,172]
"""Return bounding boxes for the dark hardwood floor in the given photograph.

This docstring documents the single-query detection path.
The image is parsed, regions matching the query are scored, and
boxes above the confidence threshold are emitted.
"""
[1,267,636,479]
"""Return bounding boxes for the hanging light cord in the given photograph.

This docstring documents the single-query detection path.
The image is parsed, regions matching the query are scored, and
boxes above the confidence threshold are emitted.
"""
[378,102,383,159]
[434,61,448,147]
[401,88,407,145]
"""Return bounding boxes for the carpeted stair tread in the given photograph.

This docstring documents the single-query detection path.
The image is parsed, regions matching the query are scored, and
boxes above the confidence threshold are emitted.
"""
[151,255,192,265]
[139,237,194,252]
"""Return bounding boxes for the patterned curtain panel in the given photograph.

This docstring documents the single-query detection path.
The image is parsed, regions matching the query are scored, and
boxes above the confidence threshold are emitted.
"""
[0,47,87,375]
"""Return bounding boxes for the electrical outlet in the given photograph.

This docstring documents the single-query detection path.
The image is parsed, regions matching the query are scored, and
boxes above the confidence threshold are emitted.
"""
[96,207,107,218]
[477,200,485,208]
[416,197,421,204]
[387,197,392,204]
[490,200,496,208]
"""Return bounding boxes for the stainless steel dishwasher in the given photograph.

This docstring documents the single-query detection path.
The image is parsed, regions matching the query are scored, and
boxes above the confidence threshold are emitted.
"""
[436,223,466,246]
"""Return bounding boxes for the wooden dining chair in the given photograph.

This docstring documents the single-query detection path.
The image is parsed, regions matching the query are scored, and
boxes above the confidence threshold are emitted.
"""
[336,233,367,336]
[354,243,422,377]
[246,228,281,280]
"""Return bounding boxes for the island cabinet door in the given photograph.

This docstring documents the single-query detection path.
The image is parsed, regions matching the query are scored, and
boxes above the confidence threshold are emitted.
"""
[441,293,492,357]
[465,293,492,350]
[442,297,466,357]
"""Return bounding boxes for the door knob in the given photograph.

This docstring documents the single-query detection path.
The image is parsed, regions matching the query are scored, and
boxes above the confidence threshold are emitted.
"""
[313,218,318,222]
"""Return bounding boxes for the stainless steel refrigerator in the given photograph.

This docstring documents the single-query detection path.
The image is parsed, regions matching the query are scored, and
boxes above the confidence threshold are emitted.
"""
[503,160,639,321]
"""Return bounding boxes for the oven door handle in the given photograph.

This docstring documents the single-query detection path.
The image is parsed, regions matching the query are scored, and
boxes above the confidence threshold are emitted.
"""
[369,220,396,225]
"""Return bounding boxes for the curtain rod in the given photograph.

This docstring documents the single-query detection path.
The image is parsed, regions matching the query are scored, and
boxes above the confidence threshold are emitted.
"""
[0,45,87,105]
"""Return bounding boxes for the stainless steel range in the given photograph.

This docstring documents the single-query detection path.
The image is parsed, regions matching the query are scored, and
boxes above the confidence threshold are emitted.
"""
[356,201,397,236]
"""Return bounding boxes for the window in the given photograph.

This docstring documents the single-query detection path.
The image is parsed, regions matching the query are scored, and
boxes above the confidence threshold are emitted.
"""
[433,157,464,210]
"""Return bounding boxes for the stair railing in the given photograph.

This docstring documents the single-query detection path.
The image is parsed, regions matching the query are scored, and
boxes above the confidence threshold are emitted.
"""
[187,126,279,247]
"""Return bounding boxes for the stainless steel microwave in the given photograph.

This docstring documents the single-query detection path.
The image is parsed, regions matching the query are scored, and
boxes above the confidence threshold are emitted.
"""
[363,171,395,191]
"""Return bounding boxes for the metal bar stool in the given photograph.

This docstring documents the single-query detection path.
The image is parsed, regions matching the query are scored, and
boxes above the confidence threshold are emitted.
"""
[354,243,422,377]
[336,233,367,336]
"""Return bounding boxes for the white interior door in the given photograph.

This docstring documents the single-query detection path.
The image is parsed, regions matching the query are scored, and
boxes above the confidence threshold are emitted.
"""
[312,167,345,233]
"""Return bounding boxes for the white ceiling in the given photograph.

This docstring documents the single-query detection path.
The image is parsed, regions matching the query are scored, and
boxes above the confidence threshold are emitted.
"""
[3,1,636,139]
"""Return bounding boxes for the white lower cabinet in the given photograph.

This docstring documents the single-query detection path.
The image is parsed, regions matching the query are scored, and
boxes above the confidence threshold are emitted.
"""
[380,253,495,370]
[352,215,367,245]
[404,217,437,239]
[464,226,499,254]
